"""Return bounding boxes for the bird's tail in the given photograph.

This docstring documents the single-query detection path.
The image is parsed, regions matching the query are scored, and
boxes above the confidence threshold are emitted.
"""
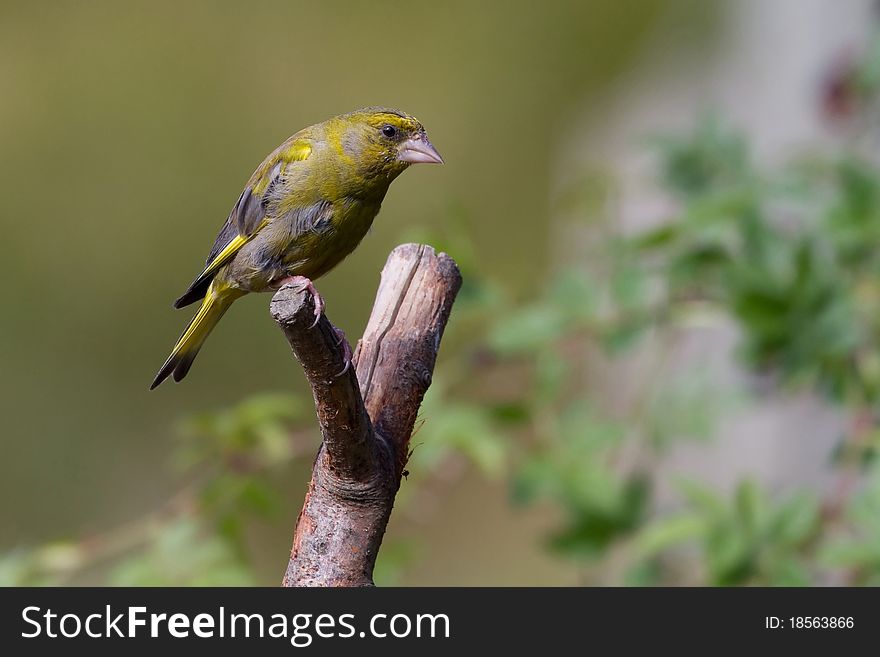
[150,282,242,389]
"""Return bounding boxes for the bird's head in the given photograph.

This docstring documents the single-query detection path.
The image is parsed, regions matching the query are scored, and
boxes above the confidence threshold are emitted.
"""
[331,107,443,185]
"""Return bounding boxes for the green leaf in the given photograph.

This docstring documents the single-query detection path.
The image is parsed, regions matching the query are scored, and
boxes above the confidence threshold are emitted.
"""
[769,493,820,545]
[176,392,303,469]
[652,115,750,198]
[547,478,648,558]
[610,261,646,310]
[632,515,706,559]
[734,480,765,538]
[535,348,569,403]
[548,268,598,321]
[412,401,507,477]
[676,480,727,518]
[488,303,566,355]
[633,223,681,251]
[372,540,418,586]
[109,518,253,586]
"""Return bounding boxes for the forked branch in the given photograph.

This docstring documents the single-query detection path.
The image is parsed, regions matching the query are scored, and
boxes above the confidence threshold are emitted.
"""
[270,244,462,586]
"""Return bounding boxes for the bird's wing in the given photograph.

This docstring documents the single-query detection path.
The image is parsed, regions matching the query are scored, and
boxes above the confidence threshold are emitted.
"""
[173,138,313,308]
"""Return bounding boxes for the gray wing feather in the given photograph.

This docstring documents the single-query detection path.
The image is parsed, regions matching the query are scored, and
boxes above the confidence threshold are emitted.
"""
[174,163,286,308]
[208,162,284,264]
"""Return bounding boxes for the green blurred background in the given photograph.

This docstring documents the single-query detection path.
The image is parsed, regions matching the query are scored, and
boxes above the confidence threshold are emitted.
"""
[4,0,880,586]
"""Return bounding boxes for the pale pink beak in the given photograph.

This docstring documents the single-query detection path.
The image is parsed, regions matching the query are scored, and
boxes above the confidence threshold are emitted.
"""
[398,135,444,164]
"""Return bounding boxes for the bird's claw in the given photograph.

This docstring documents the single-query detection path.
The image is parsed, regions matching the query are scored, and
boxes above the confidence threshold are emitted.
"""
[332,326,353,378]
[274,275,324,328]
[274,275,347,374]
[308,294,324,329]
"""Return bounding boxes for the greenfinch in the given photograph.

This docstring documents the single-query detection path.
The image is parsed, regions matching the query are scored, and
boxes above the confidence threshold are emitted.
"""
[151,107,443,389]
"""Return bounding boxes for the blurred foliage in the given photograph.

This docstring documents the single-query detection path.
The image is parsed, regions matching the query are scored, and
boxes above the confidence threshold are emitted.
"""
[642,117,880,404]
[8,29,880,587]
[0,393,305,585]
[463,97,880,583]
[410,34,880,585]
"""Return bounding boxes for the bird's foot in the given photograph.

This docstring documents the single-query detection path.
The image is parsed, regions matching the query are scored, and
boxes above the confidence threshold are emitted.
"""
[332,325,353,377]
[275,275,324,328]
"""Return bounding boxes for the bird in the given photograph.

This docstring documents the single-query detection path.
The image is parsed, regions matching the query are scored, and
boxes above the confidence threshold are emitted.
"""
[150,107,443,389]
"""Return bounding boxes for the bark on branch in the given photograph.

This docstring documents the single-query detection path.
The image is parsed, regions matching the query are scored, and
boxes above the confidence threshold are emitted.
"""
[270,244,462,586]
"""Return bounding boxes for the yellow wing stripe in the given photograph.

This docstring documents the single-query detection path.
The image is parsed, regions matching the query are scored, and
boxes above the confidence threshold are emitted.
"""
[197,217,269,281]
[253,142,311,195]
[186,141,311,289]
[283,141,312,164]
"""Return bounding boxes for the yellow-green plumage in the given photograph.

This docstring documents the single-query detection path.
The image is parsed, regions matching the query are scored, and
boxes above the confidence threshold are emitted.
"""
[151,107,442,389]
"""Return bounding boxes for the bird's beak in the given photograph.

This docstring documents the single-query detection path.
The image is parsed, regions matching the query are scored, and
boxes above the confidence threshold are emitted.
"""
[398,134,444,164]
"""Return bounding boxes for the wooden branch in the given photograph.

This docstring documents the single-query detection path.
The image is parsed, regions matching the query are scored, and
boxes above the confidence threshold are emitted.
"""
[270,244,462,586]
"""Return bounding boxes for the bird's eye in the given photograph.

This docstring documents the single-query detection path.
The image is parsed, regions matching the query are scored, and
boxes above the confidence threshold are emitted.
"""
[381,125,397,138]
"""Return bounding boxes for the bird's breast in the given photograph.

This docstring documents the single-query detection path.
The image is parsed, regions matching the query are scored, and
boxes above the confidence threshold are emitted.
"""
[221,193,384,293]
[278,195,382,280]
